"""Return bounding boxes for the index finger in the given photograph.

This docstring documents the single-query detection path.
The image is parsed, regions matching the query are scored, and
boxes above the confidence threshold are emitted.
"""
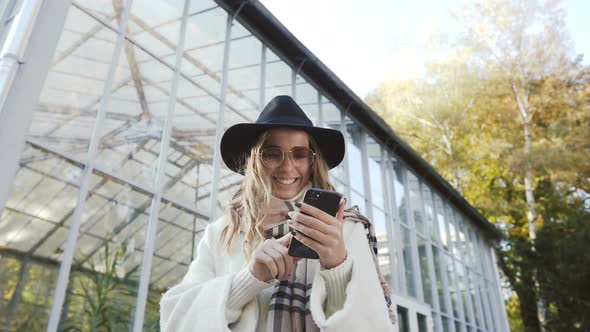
[277,232,293,247]
[335,198,345,221]
[295,202,337,225]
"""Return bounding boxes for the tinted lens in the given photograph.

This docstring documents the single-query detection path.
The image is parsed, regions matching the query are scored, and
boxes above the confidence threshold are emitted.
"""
[291,147,314,166]
[260,147,283,167]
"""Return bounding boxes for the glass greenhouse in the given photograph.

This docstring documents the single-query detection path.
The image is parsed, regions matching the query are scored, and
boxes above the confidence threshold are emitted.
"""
[0,0,509,331]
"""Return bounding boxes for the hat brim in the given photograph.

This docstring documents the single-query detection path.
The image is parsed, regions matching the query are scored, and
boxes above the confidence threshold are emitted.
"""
[220,123,345,175]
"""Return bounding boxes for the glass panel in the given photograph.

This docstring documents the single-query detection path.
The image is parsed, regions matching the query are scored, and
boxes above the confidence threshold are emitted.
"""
[483,281,498,331]
[432,245,447,313]
[344,115,365,196]
[350,191,366,216]
[147,206,208,330]
[470,272,483,328]
[33,5,118,163]
[63,175,151,329]
[445,253,459,317]
[183,5,227,96]
[0,146,82,329]
[372,207,391,285]
[477,276,491,330]
[93,41,172,191]
[422,184,437,242]
[75,0,122,25]
[441,315,451,332]
[320,99,340,129]
[418,312,428,332]
[294,75,320,121]
[264,50,292,104]
[164,75,220,214]
[454,212,468,262]
[434,194,448,250]
[0,0,24,49]
[323,101,345,183]
[333,178,346,199]
[392,157,409,226]
[408,171,425,235]
[225,25,260,117]
[466,228,478,273]
[418,235,432,305]
[401,225,416,297]
[1,148,81,255]
[397,306,410,332]
[446,204,459,257]
[129,0,183,66]
[0,257,57,331]
[366,136,385,209]
[456,262,473,324]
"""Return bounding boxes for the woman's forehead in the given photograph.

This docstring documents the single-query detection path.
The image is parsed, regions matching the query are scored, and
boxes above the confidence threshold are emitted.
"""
[264,128,309,146]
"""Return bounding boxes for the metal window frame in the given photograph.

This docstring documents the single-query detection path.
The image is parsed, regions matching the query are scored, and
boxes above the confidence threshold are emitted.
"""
[46,0,135,330]
[207,8,235,222]
[402,168,425,302]
[131,0,191,330]
[418,180,444,331]
[430,192,455,329]
[340,110,352,201]
[452,211,477,329]
[463,225,488,331]
[0,2,510,331]
[476,234,500,331]
[489,248,510,332]
[359,129,373,221]
[317,92,323,126]
[442,200,467,332]
[258,44,266,110]
[291,66,296,98]
[0,0,71,217]
[388,154,408,296]
[381,149,400,292]
[473,233,495,331]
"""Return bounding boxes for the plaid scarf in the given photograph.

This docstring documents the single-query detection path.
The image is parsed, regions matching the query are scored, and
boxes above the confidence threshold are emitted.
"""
[260,190,395,331]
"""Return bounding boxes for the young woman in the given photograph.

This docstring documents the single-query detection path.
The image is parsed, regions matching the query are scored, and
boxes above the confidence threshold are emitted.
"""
[160,96,395,331]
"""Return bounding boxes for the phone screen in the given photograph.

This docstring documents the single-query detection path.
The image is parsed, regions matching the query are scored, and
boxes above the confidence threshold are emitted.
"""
[288,188,342,259]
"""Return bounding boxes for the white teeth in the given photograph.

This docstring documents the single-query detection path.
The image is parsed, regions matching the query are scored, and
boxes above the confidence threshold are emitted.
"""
[275,177,297,185]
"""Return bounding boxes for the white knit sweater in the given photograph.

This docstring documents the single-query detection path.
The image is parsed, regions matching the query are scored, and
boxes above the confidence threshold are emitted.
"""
[160,216,394,331]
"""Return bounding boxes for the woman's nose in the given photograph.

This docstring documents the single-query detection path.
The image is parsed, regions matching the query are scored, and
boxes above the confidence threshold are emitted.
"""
[278,153,296,170]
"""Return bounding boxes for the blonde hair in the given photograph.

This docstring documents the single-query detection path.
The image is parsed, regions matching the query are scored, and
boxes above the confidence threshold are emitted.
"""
[220,129,335,260]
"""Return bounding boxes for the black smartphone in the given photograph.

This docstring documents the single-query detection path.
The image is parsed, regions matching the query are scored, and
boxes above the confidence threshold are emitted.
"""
[288,188,343,259]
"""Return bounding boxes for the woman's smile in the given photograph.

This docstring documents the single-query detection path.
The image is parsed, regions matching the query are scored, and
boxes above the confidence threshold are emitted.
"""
[272,176,299,185]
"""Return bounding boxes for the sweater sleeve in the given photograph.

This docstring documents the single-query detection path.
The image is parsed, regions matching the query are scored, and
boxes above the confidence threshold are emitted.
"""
[309,221,395,332]
[227,267,273,311]
[318,254,352,317]
[160,223,263,332]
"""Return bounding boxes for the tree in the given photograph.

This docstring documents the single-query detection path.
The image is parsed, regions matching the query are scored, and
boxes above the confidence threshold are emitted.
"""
[366,51,484,193]
[366,1,590,327]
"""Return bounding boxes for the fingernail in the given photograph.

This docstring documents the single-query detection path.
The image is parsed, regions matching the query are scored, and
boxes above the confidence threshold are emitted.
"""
[287,219,293,224]
[288,211,295,219]
[343,197,347,205]
[294,202,302,207]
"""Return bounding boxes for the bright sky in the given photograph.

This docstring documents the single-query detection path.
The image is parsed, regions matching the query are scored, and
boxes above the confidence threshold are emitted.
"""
[260,0,590,99]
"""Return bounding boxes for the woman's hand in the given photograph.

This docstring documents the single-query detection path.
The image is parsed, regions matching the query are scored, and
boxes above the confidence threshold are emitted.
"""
[248,233,299,282]
[288,198,347,269]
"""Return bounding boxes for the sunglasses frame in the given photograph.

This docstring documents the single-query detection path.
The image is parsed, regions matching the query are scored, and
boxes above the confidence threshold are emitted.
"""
[258,146,316,168]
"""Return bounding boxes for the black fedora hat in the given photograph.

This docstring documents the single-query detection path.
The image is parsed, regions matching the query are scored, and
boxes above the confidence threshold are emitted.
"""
[221,95,345,174]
